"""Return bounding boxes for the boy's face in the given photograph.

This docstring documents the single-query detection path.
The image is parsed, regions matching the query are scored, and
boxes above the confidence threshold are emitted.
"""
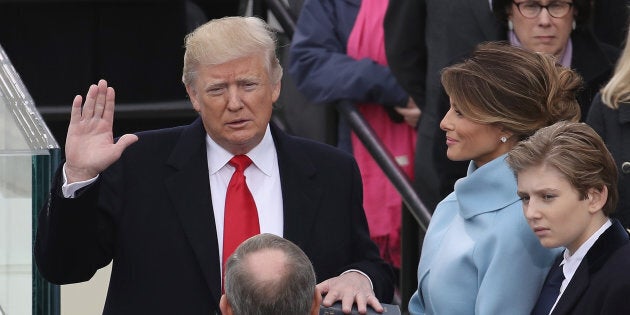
[517,164,604,254]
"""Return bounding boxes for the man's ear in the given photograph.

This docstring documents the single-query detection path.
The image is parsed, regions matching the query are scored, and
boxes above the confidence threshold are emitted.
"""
[185,84,201,112]
[311,286,323,315]
[271,81,281,103]
[587,186,608,214]
[220,294,233,315]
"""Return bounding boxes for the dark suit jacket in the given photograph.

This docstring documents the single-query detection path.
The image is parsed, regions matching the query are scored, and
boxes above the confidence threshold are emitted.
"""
[587,95,630,227]
[549,220,630,315]
[34,118,393,314]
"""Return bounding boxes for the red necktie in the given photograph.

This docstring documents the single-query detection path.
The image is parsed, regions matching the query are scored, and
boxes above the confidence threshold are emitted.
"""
[222,155,260,269]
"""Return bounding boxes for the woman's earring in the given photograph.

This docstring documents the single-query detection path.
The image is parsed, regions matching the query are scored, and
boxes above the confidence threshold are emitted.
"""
[500,136,508,143]
[572,21,576,30]
[508,20,514,31]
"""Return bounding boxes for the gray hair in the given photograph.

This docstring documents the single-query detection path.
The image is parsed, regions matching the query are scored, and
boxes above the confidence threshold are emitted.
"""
[224,233,316,315]
[182,16,283,86]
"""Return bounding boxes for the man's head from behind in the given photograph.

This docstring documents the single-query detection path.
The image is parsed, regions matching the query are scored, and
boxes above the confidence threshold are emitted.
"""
[220,233,321,315]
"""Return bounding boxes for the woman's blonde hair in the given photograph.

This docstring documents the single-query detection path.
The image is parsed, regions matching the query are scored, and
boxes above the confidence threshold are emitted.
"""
[441,42,582,140]
[601,29,630,109]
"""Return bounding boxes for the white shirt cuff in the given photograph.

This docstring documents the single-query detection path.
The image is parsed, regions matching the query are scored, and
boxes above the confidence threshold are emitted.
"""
[61,163,99,198]
[341,269,374,291]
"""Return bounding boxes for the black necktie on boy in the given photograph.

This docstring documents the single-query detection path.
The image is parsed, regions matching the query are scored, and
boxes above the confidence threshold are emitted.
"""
[531,258,565,315]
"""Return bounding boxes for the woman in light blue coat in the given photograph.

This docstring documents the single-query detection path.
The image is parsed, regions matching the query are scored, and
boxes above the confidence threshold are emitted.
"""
[408,42,582,315]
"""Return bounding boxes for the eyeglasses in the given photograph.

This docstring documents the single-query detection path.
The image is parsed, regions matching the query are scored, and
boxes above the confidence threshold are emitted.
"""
[513,1,573,18]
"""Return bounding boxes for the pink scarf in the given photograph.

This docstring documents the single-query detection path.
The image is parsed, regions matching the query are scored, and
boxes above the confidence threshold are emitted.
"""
[346,0,417,268]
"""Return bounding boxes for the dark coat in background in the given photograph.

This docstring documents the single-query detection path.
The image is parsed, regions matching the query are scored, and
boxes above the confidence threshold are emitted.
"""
[587,94,630,227]
[384,0,498,211]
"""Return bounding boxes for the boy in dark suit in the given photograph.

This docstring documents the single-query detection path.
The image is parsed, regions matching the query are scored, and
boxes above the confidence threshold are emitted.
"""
[508,121,630,315]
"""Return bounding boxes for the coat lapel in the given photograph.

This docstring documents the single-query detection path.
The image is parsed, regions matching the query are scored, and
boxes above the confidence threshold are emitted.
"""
[552,220,630,314]
[271,124,323,248]
[570,30,615,86]
[164,118,222,305]
[551,261,589,315]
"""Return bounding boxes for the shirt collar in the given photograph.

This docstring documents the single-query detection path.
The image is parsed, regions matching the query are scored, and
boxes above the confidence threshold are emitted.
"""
[206,124,275,176]
[561,219,612,277]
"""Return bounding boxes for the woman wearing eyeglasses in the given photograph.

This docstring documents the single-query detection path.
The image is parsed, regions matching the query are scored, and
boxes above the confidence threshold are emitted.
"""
[492,0,619,119]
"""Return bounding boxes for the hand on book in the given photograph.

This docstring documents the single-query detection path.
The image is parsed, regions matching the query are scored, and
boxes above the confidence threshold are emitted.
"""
[317,271,383,314]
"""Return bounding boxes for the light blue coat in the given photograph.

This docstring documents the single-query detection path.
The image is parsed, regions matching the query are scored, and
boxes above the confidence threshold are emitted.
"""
[408,155,560,314]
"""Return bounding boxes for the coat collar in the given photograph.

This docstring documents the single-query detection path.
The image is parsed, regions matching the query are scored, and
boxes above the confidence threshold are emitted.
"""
[454,155,521,219]
[570,29,618,85]
[551,219,630,314]
[164,118,222,306]
[270,124,323,248]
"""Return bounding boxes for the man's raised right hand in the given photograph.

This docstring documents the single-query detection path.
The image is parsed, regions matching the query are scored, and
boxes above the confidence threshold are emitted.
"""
[64,79,138,184]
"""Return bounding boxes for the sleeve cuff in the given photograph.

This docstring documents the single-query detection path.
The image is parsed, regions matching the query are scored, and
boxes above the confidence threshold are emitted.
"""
[341,269,374,291]
[62,163,99,198]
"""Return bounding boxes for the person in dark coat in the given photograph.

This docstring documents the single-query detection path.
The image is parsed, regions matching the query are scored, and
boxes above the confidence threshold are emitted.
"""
[587,27,630,228]
[508,121,630,315]
[34,16,393,315]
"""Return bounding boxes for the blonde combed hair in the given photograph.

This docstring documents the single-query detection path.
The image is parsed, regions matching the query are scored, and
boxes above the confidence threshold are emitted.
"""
[182,16,283,87]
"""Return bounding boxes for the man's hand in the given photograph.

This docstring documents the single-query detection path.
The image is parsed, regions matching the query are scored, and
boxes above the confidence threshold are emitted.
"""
[317,271,383,314]
[394,97,421,128]
[64,79,138,183]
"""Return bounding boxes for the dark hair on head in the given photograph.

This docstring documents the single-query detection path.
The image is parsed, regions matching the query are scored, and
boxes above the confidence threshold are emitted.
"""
[491,0,591,29]
[507,121,619,216]
[441,41,581,140]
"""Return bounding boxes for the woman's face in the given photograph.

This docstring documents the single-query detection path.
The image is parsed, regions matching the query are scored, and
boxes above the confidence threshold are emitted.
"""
[517,164,607,254]
[439,100,511,168]
[509,1,575,57]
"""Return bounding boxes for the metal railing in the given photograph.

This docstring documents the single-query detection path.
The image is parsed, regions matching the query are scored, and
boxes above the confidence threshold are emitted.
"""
[257,0,432,230]
[254,0,432,311]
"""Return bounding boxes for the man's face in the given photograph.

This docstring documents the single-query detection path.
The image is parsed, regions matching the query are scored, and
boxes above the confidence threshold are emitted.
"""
[186,55,280,154]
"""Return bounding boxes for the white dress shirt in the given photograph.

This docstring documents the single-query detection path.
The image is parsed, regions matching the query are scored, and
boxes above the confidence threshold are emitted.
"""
[206,125,283,266]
